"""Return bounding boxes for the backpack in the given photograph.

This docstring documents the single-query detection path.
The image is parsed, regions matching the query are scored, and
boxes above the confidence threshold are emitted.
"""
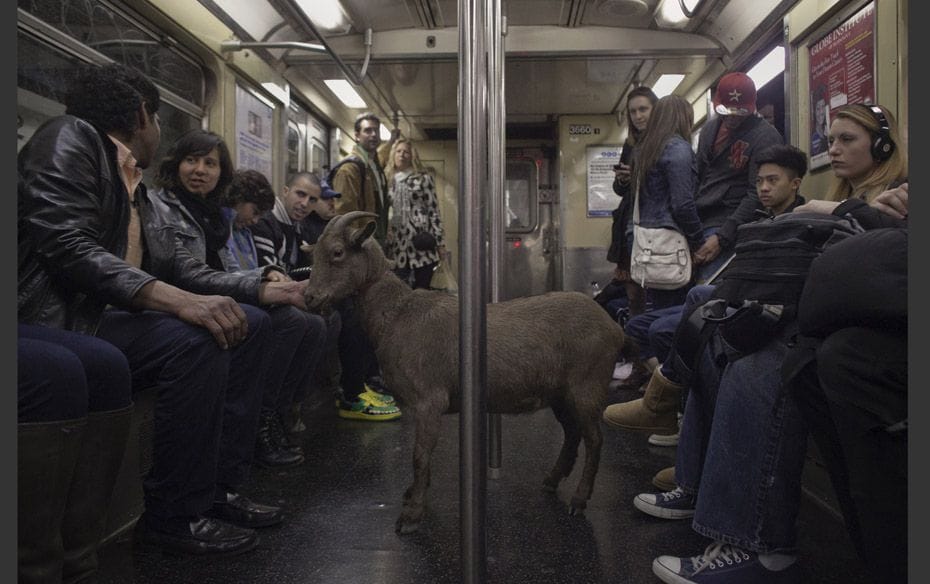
[326,156,366,202]
[701,211,865,356]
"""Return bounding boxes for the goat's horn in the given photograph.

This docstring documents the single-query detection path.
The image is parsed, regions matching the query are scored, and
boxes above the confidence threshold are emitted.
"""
[327,211,379,236]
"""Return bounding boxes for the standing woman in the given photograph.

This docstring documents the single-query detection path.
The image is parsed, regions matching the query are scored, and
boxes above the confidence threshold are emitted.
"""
[629,94,704,310]
[608,86,658,316]
[385,137,446,289]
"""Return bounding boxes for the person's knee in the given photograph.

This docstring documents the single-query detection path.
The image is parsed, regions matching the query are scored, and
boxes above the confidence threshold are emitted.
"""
[18,339,88,422]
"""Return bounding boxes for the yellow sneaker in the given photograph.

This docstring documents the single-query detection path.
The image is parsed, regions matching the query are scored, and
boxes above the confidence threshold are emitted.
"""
[359,385,396,407]
[337,398,401,421]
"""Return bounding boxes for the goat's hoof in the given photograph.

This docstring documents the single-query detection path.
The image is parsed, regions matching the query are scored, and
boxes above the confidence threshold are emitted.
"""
[568,498,588,516]
[395,518,421,535]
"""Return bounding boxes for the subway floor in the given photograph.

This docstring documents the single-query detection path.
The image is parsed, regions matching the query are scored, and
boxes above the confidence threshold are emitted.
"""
[95,385,871,584]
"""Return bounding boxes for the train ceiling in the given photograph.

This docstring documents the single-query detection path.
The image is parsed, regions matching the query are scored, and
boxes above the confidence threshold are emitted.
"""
[204,0,795,138]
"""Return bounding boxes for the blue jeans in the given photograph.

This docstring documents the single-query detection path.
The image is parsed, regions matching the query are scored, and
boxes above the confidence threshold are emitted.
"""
[677,335,809,554]
[625,306,682,362]
[18,324,132,422]
[96,304,271,522]
[262,305,327,415]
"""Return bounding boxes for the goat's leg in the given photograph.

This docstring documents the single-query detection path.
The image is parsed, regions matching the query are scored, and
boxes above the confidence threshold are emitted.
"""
[569,406,604,515]
[543,399,582,492]
[396,405,443,535]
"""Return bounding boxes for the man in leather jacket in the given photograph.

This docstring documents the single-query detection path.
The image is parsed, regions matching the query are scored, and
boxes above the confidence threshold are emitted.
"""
[18,63,301,557]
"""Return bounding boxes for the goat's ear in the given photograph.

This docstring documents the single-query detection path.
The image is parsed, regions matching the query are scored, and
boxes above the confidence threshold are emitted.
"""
[300,242,316,255]
[348,220,377,249]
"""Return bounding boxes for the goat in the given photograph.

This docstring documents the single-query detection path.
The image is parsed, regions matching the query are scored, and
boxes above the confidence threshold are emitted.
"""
[304,211,631,534]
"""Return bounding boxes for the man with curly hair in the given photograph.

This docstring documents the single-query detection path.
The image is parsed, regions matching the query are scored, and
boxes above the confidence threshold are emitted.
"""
[18,63,296,561]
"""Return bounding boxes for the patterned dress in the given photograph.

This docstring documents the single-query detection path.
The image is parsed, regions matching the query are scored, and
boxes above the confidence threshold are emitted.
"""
[387,170,444,270]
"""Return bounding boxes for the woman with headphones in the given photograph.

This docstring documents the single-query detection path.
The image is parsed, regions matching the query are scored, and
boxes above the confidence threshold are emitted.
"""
[796,103,908,219]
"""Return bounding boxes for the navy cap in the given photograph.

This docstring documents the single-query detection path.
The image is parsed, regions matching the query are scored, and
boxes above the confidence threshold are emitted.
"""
[320,178,341,199]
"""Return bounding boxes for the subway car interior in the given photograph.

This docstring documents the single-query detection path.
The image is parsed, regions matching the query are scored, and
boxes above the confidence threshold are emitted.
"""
[16,0,908,582]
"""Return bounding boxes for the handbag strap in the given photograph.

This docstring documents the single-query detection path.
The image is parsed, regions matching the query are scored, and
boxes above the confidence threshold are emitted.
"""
[632,175,641,226]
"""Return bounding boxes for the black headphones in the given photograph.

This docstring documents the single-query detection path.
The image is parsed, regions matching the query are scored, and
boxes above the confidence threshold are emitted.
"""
[860,104,896,161]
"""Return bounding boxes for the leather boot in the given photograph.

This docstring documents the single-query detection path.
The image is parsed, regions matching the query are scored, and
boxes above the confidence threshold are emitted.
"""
[652,466,677,492]
[19,417,87,584]
[268,412,304,457]
[602,367,682,434]
[61,404,133,583]
[254,413,304,468]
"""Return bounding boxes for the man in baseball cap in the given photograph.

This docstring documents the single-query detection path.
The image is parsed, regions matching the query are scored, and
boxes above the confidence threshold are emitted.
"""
[713,71,758,116]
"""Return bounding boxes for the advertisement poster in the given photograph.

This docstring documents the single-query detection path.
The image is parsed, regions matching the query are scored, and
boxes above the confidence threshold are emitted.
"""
[808,2,875,169]
[586,144,622,217]
[235,84,274,179]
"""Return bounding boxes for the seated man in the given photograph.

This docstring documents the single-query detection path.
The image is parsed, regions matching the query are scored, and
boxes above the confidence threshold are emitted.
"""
[786,225,906,584]
[18,324,132,582]
[252,172,400,421]
[18,63,299,557]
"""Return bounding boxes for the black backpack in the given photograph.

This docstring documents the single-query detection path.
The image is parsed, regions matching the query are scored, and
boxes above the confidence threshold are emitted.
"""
[701,211,865,356]
[326,156,366,200]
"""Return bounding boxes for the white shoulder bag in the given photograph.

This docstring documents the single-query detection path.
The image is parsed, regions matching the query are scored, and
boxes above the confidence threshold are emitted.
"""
[629,179,692,290]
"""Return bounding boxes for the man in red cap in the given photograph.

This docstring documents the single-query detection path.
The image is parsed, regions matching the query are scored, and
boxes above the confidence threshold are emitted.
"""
[692,72,784,282]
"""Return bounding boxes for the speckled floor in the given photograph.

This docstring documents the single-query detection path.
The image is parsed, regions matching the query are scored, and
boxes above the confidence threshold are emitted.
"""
[95,385,870,584]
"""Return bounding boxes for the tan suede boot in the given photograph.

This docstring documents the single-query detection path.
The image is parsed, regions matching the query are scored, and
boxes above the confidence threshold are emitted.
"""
[652,466,676,491]
[602,367,682,433]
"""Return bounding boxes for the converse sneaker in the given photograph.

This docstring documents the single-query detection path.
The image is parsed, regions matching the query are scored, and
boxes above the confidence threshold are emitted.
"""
[633,487,696,519]
[652,542,800,583]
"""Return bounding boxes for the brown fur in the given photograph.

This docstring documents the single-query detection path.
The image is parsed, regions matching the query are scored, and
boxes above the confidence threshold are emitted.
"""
[305,212,631,534]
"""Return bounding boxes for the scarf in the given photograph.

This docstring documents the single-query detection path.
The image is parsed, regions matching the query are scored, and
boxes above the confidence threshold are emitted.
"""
[174,188,229,271]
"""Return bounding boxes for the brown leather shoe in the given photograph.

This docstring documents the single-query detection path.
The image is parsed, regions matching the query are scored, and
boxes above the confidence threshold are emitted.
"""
[135,515,258,556]
[206,491,284,528]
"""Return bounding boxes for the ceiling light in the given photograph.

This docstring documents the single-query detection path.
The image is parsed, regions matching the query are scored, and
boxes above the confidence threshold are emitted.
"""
[746,46,786,91]
[656,0,688,28]
[379,124,392,142]
[324,79,367,108]
[651,74,686,98]
[294,0,346,31]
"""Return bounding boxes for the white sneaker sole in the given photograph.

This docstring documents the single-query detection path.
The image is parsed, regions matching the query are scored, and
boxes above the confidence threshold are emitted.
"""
[633,494,695,519]
[648,432,679,446]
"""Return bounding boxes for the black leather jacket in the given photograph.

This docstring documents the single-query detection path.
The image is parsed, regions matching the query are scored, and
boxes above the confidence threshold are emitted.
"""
[18,115,265,335]
[18,116,156,334]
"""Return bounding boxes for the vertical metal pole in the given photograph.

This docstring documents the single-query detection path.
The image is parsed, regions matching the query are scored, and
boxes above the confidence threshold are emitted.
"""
[459,0,488,582]
[487,2,505,478]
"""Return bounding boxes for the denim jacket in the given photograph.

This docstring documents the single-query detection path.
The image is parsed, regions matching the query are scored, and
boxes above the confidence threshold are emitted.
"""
[634,136,705,249]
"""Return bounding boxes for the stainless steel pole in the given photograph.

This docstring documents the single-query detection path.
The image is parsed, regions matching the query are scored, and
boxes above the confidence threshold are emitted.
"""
[458,0,488,582]
[487,1,505,479]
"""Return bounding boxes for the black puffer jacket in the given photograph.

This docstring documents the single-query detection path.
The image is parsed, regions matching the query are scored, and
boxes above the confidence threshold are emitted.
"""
[18,115,156,334]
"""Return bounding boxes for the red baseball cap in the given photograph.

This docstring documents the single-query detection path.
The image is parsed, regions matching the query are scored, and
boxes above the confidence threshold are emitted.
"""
[713,72,757,116]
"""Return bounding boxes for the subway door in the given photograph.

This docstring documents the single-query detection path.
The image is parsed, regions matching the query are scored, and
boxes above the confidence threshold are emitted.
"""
[501,153,560,300]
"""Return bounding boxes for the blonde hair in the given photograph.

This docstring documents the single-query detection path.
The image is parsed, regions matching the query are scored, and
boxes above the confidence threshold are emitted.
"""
[385,137,424,178]
[826,104,908,202]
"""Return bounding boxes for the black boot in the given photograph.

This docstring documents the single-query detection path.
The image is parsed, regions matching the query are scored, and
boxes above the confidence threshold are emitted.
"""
[61,404,133,583]
[254,413,303,468]
[269,412,304,457]
[18,417,87,584]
